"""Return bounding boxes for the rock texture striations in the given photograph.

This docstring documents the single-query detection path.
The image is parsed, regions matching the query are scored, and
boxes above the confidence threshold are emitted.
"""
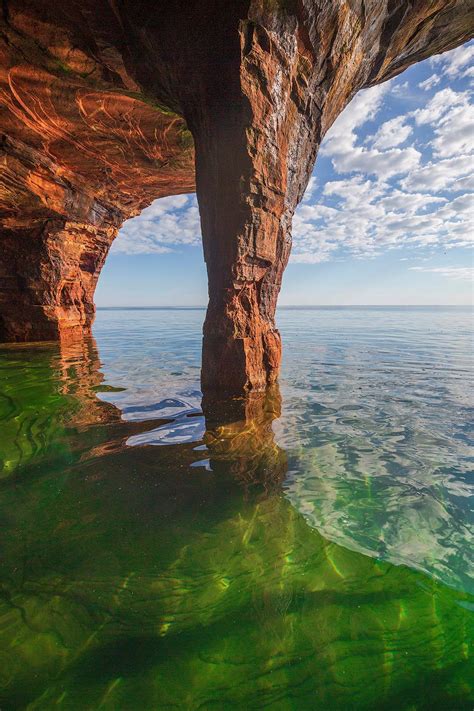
[1,1,473,394]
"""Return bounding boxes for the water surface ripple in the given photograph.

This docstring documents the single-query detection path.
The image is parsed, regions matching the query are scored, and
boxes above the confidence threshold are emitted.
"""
[0,306,472,709]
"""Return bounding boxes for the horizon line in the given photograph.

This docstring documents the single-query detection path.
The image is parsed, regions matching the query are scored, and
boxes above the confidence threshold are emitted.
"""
[96,304,472,309]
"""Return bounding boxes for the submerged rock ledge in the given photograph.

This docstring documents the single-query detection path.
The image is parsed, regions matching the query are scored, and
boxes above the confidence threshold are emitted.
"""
[0,1,473,395]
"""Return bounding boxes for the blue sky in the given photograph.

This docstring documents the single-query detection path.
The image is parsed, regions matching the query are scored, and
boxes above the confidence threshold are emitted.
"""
[96,43,473,307]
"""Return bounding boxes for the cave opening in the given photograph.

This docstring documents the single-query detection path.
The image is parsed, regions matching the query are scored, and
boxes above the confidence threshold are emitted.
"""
[94,194,208,310]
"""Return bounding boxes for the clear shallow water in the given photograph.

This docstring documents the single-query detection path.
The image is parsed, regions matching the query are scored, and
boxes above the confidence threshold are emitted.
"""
[0,306,472,709]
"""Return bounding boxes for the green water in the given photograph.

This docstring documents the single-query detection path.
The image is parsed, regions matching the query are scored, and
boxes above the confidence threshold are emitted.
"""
[0,308,472,709]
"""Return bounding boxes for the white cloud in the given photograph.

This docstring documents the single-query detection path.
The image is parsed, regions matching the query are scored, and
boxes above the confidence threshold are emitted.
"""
[334,144,421,179]
[419,74,440,91]
[378,190,446,213]
[461,66,474,81]
[112,194,201,254]
[451,174,474,192]
[409,266,474,281]
[412,88,468,125]
[391,81,409,96]
[302,176,318,202]
[400,155,473,192]
[292,172,473,264]
[431,42,474,78]
[410,86,474,159]
[368,116,413,149]
[321,84,390,157]
[137,194,189,217]
[323,176,387,205]
[431,102,474,158]
[322,83,420,180]
[291,251,332,264]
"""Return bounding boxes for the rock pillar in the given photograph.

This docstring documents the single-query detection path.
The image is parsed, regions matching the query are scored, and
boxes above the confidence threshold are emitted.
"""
[188,1,473,398]
[195,13,320,398]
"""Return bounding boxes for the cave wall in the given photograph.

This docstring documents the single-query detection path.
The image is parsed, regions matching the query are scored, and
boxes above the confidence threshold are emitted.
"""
[0,0,195,339]
[1,0,473,394]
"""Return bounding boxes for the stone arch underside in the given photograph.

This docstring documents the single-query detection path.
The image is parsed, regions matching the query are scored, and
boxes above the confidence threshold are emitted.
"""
[1,0,473,398]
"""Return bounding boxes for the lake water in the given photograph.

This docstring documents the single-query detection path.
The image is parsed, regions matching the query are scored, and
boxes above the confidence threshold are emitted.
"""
[0,306,473,709]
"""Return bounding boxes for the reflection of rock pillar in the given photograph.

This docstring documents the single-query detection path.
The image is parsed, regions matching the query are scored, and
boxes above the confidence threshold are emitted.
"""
[55,336,123,426]
[0,220,115,342]
[203,385,287,492]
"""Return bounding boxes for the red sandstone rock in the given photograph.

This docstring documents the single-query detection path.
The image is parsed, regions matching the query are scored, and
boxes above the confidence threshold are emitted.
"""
[0,1,473,395]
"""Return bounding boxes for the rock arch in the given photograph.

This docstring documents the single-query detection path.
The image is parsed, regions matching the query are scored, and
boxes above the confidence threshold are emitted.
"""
[1,1,472,396]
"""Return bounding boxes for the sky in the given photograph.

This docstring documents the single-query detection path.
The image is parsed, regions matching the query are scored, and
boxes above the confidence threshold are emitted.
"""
[96,42,474,307]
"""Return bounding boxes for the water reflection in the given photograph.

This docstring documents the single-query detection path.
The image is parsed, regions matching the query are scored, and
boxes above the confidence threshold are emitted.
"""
[0,332,472,709]
[124,371,288,492]
[202,388,287,492]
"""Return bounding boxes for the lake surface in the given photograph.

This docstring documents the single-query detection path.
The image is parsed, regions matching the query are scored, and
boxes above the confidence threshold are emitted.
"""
[0,306,473,709]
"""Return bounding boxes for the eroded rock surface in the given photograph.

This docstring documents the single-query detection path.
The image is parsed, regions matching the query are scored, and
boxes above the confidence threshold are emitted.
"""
[0,1,473,393]
[0,2,195,340]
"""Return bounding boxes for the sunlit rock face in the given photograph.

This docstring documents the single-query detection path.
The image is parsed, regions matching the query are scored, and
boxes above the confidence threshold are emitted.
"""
[0,2,195,341]
[1,1,473,393]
